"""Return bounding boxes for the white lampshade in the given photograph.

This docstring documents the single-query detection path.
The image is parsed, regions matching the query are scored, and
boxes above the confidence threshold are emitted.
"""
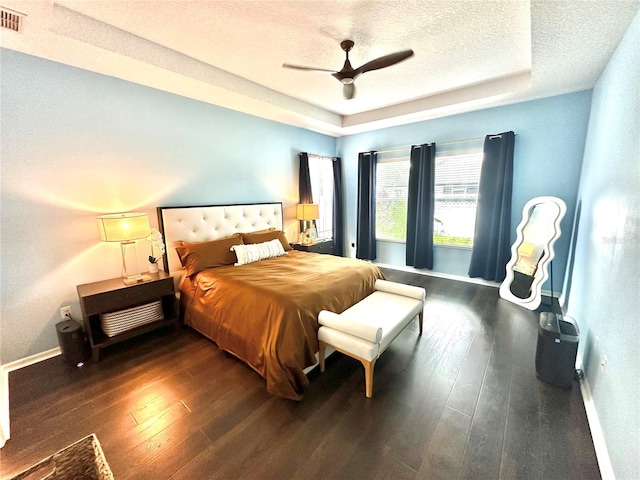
[97,213,151,243]
[296,204,319,221]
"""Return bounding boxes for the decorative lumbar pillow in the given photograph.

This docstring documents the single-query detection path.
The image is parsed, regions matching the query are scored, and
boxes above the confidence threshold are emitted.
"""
[241,230,292,251]
[231,238,287,266]
[176,234,244,276]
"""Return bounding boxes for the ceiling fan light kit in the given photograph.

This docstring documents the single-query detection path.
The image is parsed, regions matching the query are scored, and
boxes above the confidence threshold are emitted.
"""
[283,39,414,99]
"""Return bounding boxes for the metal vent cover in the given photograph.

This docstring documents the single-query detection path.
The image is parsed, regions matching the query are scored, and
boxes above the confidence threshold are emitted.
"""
[0,7,24,32]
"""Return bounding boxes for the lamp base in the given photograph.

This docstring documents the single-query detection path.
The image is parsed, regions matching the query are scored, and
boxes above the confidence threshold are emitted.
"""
[123,274,152,285]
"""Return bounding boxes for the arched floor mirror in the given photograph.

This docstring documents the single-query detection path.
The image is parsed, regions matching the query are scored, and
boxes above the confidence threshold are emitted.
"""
[499,196,567,310]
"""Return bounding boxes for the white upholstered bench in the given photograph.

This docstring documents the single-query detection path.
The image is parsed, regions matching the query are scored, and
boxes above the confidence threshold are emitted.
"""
[317,279,426,398]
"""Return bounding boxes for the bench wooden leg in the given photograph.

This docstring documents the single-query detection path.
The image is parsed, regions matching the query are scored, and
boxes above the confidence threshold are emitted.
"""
[418,309,424,336]
[363,359,377,398]
[318,341,326,372]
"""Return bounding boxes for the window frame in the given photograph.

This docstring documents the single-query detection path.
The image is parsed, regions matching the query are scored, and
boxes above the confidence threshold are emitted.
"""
[373,144,483,248]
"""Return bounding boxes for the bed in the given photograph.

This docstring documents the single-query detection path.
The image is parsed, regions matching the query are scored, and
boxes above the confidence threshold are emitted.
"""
[158,203,383,400]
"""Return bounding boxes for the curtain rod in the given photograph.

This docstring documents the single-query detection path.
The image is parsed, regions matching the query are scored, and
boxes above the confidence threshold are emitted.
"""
[307,153,335,159]
[306,133,517,157]
[362,133,517,155]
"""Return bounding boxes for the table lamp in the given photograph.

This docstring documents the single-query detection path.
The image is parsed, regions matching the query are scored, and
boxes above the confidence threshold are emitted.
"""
[296,203,319,243]
[97,212,152,285]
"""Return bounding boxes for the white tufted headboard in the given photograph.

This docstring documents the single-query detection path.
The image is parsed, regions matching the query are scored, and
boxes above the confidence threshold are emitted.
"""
[158,203,284,276]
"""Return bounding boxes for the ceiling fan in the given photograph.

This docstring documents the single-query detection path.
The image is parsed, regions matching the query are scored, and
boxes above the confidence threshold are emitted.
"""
[282,40,414,100]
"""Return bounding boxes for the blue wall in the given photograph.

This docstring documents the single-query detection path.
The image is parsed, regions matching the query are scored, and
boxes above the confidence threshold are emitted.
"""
[563,11,640,479]
[0,49,336,363]
[338,91,592,290]
[0,47,595,363]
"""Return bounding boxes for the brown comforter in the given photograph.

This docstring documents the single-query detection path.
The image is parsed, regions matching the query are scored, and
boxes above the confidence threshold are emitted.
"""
[180,250,383,400]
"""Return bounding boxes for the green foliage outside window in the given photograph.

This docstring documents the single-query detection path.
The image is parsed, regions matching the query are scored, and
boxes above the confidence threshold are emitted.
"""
[376,199,407,240]
[434,235,473,247]
[376,199,473,247]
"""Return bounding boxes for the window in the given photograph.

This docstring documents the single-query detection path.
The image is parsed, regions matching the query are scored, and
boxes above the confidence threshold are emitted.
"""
[374,145,483,247]
[434,151,483,247]
[308,155,334,239]
[375,154,410,241]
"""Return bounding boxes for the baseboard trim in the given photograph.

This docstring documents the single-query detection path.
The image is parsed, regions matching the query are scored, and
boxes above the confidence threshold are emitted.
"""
[374,263,500,288]
[374,263,564,298]
[0,347,61,448]
[576,352,615,480]
[3,347,62,373]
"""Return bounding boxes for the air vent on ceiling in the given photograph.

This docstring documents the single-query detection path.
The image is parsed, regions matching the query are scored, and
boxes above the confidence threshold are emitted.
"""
[0,7,24,32]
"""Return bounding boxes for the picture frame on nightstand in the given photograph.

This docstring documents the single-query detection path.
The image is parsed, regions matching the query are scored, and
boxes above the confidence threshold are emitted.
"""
[307,227,318,242]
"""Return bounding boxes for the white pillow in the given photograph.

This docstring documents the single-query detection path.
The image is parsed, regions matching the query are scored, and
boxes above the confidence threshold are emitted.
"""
[231,238,287,266]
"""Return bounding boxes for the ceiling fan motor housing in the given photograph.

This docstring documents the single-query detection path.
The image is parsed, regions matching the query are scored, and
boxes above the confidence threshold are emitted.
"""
[334,60,356,84]
[340,40,355,52]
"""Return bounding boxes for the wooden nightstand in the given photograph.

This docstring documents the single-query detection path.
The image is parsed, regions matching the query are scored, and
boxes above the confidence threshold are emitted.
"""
[292,239,334,255]
[77,271,179,361]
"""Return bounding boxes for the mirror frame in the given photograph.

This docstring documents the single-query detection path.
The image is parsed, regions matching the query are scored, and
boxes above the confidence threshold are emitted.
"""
[499,196,567,310]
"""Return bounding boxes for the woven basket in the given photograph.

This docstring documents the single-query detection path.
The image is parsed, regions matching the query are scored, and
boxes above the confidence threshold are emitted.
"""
[9,434,113,480]
[100,300,164,337]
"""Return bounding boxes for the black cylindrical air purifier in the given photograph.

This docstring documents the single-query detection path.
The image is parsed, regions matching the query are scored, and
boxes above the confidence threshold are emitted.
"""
[56,319,89,367]
[535,313,579,388]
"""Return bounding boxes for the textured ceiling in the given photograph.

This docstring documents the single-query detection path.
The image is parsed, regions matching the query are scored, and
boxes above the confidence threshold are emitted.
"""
[1,1,638,136]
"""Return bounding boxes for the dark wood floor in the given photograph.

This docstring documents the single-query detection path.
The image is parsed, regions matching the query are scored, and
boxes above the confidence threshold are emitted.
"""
[1,269,600,480]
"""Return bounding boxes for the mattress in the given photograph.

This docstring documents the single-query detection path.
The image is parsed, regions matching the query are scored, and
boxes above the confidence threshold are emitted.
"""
[180,250,383,400]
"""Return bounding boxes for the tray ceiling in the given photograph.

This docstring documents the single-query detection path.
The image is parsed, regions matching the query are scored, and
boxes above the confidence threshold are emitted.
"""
[1,1,638,136]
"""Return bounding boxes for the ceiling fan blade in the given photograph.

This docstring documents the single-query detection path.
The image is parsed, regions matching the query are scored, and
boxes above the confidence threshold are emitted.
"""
[282,63,336,73]
[354,49,414,75]
[343,83,356,100]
